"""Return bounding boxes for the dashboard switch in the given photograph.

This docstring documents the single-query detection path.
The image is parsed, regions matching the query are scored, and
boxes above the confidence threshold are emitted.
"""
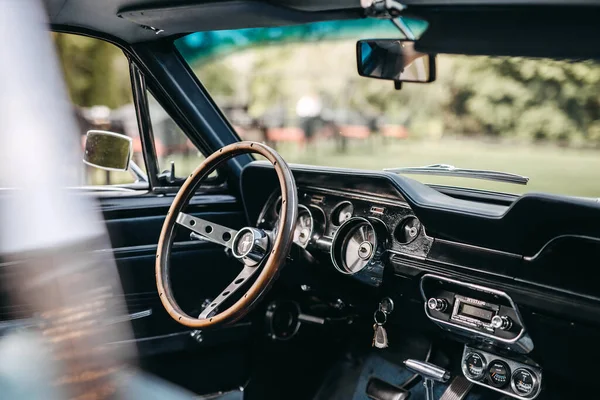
[427,298,448,312]
[491,315,513,331]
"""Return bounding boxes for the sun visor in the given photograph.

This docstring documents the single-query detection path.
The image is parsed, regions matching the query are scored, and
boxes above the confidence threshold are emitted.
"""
[118,1,361,34]
[413,6,600,60]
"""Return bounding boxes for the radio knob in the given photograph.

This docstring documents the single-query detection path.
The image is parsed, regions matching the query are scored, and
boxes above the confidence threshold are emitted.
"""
[491,315,512,330]
[427,298,448,312]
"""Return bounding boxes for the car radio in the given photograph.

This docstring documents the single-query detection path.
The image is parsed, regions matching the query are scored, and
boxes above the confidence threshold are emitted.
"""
[451,294,500,331]
[420,274,533,354]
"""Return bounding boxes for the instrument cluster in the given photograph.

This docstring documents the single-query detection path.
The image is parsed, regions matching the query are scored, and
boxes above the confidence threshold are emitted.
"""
[257,187,433,286]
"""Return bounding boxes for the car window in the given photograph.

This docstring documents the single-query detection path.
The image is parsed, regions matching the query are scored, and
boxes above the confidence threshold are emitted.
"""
[148,92,208,179]
[53,32,145,187]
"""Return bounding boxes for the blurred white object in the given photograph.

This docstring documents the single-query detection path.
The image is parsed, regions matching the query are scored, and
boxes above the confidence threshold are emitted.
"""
[0,1,136,399]
[295,94,322,118]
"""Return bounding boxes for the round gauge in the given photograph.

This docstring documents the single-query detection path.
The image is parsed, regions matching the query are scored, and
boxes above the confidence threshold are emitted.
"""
[394,216,421,244]
[331,202,354,226]
[293,206,313,248]
[487,360,511,388]
[343,223,375,273]
[463,352,487,380]
[511,368,539,398]
[331,218,378,275]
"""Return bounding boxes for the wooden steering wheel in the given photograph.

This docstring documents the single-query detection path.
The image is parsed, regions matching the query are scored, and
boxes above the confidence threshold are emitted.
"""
[156,141,297,328]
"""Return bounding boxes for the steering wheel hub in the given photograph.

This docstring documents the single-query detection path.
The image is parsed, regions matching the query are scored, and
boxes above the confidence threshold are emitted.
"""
[231,227,269,266]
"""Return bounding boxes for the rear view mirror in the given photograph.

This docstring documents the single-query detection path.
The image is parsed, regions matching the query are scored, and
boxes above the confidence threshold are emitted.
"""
[356,39,435,83]
[83,130,132,172]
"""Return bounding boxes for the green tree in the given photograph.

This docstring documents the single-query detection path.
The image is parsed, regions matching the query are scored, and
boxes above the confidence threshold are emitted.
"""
[447,56,600,144]
[53,33,131,109]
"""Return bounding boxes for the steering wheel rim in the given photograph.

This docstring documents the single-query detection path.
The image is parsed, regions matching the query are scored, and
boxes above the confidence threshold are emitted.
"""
[156,141,298,329]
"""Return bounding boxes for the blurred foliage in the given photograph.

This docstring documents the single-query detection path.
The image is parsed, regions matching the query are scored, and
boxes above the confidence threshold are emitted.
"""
[446,57,600,144]
[53,33,132,109]
[193,45,600,147]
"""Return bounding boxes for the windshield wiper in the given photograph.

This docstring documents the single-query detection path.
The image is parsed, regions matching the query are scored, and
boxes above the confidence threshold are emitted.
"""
[384,164,529,185]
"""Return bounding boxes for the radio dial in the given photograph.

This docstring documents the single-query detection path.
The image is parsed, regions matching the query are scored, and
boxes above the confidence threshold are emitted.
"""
[490,315,512,330]
[427,298,448,312]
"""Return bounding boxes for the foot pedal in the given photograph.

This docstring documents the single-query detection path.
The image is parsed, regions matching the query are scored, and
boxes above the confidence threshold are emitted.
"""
[439,376,472,400]
[366,378,410,400]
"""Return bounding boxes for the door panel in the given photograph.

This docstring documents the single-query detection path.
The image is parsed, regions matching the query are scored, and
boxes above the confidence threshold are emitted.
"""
[103,192,252,394]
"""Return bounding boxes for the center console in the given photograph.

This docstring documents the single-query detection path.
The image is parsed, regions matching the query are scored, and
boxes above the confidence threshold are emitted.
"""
[420,275,542,398]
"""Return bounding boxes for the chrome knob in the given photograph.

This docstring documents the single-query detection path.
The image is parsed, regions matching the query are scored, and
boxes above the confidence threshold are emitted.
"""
[427,298,448,312]
[491,315,512,330]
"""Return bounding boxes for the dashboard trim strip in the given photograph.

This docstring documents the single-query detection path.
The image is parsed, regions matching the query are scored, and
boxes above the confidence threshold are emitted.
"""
[301,185,410,209]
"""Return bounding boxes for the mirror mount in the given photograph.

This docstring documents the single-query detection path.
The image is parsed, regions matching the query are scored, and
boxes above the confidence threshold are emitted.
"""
[362,0,408,19]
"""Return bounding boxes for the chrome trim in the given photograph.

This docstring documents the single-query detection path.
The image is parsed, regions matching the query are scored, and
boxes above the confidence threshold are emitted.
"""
[199,265,260,319]
[462,346,542,400]
[176,213,237,248]
[404,359,450,383]
[461,351,487,380]
[524,234,600,261]
[231,227,269,267]
[295,204,314,249]
[107,309,153,324]
[330,217,376,275]
[385,164,529,185]
[301,185,410,208]
[330,200,354,227]
[420,274,530,349]
[510,368,540,399]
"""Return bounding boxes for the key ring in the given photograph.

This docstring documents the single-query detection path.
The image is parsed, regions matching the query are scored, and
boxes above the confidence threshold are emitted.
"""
[374,309,387,325]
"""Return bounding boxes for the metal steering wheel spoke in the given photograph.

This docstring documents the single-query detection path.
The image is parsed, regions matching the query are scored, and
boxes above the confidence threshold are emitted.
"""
[176,212,237,248]
[198,266,260,319]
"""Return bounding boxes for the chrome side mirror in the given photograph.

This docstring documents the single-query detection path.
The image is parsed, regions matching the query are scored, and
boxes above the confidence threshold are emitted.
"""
[83,130,132,171]
[83,130,148,183]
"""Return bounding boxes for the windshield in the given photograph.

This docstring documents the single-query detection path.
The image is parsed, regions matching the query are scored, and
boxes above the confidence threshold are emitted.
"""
[175,19,600,198]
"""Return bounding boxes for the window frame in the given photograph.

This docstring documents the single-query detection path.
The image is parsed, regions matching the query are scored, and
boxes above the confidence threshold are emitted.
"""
[51,27,231,195]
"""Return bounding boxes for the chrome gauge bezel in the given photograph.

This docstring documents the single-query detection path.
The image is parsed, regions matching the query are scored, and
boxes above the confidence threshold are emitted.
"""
[294,205,314,249]
[510,368,539,398]
[331,201,354,226]
[462,351,487,380]
[331,217,379,275]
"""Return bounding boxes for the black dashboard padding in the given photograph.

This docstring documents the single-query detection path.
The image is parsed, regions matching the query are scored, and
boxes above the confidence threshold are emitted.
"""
[241,162,600,257]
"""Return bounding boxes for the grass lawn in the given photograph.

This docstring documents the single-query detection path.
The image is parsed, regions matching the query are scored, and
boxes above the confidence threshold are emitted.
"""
[274,137,600,198]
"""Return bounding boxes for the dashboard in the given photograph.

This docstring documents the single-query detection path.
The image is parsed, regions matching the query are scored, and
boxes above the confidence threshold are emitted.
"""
[256,186,432,286]
[241,161,600,396]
